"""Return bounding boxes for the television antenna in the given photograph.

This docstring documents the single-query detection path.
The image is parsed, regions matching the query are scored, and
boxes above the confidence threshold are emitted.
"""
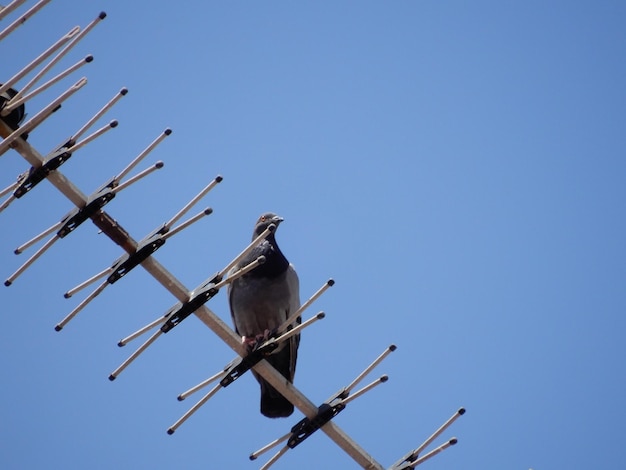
[0,2,464,468]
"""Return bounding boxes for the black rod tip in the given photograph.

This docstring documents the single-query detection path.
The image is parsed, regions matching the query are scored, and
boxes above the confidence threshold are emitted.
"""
[164,128,172,135]
[120,87,128,95]
[54,325,62,331]
[4,280,11,287]
[98,11,107,20]
[215,175,223,183]
[389,344,397,352]
[167,428,174,435]
[85,55,94,63]
[108,374,116,381]
[327,278,335,286]
[458,407,466,415]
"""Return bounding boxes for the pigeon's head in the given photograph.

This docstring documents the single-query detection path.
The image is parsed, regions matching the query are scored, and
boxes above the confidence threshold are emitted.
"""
[253,212,284,238]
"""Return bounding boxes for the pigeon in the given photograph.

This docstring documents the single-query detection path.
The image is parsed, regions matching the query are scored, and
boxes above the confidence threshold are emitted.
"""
[227,212,301,418]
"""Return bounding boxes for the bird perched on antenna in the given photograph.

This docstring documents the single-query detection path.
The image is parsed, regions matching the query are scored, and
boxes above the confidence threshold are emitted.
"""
[228,212,301,418]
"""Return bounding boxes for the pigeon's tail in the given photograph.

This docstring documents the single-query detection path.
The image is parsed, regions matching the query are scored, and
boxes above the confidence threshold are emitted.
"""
[258,377,294,418]
[254,344,296,418]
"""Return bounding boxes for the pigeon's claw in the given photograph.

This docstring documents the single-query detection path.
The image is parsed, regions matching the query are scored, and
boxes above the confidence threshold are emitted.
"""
[242,335,257,349]
[242,329,277,352]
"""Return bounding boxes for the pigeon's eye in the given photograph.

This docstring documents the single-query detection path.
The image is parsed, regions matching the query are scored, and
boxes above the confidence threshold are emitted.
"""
[260,215,266,222]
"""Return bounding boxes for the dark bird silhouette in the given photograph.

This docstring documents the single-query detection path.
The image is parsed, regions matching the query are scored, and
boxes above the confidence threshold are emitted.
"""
[228,213,300,418]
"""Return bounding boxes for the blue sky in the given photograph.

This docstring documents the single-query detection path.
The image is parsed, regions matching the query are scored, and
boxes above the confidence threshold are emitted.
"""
[1,1,625,469]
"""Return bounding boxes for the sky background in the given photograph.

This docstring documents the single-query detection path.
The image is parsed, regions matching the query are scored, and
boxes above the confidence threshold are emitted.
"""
[1,1,625,469]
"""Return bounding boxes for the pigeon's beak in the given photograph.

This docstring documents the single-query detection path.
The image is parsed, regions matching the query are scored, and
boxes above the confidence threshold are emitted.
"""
[272,215,284,224]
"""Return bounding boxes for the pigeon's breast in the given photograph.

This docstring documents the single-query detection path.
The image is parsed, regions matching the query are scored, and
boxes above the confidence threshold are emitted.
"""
[229,269,295,337]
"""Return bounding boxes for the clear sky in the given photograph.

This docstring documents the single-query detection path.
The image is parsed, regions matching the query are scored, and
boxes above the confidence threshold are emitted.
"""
[1,1,625,469]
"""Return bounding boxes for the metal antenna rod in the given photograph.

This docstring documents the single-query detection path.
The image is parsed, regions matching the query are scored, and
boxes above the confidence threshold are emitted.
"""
[162,208,213,241]
[14,219,63,254]
[340,375,388,407]
[390,407,465,469]
[345,344,396,394]
[114,129,170,183]
[0,0,28,22]
[108,328,162,380]
[13,11,106,100]
[112,161,164,193]
[67,119,118,153]
[0,0,51,41]
[219,223,276,279]
[64,266,113,298]
[116,315,166,347]
[5,234,58,286]
[166,382,223,435]
[209,254,267,291]
[69,87,127,145]
[407,439,457,468]
[249,431,292,461]
[259,445,290,470]
[0,78,87,157]
[164,175,222,231]
[177,368,228,401]
[270,312,325,346]
[3,55,93,114]
[276,278,334,336]
[55,280,109,330]
[0,181,18,198]
[410,408,465,461]
[0,193,15,213]
[0,24,80,96]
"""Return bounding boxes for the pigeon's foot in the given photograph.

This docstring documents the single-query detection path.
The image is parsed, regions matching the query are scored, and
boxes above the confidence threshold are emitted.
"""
[242,329,275,352]
[258,329,273,342]
[242,336,257,349]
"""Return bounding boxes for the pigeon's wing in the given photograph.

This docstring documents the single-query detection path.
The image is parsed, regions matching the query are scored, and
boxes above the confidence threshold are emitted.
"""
[226,268,243,337]
[285,263,300,381]
[258,263,300,417]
